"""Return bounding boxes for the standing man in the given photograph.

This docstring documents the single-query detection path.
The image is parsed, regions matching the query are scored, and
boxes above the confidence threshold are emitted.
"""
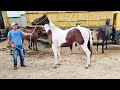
[7,23,33,70]
[105,18,111,40]
[112,25,116,43]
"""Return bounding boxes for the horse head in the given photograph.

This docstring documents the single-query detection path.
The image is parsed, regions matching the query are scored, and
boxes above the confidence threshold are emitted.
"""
[105,18,110,26]
[31,13,49,26]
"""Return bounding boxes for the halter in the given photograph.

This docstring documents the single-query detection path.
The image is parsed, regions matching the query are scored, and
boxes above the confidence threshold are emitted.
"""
[33,16,47,25]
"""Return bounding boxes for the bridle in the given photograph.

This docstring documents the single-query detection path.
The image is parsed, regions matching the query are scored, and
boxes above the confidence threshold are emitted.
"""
[33,16,47,25]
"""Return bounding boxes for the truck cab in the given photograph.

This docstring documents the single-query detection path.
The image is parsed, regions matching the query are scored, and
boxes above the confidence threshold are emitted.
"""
[113,12,120,44]
[0,11,9,41]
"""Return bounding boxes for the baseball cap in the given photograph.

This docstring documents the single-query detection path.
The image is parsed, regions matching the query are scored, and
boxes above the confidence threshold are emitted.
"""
[11,23,18,26]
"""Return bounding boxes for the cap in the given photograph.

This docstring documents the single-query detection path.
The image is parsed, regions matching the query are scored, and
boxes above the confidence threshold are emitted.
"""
[11,23,17,26]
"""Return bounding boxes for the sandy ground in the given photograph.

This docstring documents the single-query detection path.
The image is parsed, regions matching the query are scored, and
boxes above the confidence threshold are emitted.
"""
[1,40,120,79]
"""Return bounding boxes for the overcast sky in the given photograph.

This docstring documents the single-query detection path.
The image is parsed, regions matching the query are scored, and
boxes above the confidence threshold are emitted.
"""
[7,11,25,17]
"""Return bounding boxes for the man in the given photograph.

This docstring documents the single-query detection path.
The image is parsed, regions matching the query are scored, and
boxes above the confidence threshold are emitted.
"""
[105,18,111,40]
[112,25,116,43]
[7,23,33,70]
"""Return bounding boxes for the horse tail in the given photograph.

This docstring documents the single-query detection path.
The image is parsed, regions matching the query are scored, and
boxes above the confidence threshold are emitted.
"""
[87,29,93,58]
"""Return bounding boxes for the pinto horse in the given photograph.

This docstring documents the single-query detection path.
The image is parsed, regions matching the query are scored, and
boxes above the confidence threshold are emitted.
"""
[31,14,93,69]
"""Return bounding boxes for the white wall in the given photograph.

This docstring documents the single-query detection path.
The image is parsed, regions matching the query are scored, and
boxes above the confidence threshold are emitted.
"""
[8,14,27,26]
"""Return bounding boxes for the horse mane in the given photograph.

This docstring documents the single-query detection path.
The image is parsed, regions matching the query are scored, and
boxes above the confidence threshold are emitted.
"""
[49,21,62,31]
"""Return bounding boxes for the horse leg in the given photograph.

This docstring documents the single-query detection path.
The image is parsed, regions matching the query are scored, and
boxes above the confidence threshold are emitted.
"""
[28,40,32,50]
[96,35,100,52]
[33,41,35,51]
[52,44,58,68]
[105,36,108,50]
[35,41,38,51]
[31,40,32,47]
[96,40,99,52]
[56,47,61,65]
[70,44,73,54]
[81,44,91,69]
[102,38,105,53]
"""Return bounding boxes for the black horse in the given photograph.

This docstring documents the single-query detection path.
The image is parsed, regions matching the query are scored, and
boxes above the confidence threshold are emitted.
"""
[93,18,112,53]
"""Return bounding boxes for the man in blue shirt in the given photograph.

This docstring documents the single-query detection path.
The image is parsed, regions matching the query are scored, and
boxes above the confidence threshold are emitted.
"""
[7,23,33,70]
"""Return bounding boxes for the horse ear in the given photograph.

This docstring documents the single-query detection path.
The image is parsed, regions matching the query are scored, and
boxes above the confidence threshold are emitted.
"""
[43,12,47,16]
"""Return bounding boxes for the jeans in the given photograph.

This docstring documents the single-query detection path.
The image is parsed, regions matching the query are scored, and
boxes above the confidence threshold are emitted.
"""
[12,45,24,66]
[112,33,115,42]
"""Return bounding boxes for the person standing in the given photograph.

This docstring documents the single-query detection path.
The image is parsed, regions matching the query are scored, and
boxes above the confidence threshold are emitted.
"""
[112,25,116,43]
[7,23,33,70]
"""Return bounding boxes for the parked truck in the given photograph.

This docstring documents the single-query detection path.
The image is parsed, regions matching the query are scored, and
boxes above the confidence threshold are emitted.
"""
[0,11,9,41]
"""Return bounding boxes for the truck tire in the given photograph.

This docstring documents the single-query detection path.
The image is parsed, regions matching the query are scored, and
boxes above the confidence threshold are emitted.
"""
[116,35,120,45]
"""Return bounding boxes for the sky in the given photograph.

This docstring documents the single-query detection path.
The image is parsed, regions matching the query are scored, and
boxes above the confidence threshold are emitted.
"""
[7,11,25,17]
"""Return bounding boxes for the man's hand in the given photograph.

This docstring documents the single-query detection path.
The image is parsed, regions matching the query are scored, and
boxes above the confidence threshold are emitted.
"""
[11,44,16,48]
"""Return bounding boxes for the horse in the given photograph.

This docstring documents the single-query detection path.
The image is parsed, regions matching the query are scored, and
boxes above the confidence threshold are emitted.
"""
[20,26,43,51]
[31,14,93,69]
[92,23,112,53]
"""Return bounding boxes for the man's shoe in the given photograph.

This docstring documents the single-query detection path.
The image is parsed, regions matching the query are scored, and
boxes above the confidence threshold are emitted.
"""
[13,65,17,70]
[21,64,27,67]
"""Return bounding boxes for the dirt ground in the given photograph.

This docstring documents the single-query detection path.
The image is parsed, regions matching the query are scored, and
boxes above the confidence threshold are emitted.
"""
[1,40,120,79]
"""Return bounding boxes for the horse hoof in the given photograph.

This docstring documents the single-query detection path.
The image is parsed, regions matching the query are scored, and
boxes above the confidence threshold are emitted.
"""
[88,64,91,66]
[58,63,61,65]
[85,67,89,69]
[53,64,57,68]
[53,66,57,68]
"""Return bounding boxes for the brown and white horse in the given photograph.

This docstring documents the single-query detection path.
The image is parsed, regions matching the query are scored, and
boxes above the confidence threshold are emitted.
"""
[31,14,93,69]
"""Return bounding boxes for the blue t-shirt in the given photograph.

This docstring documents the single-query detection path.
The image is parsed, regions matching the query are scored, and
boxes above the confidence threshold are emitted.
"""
[7,29,24,46]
